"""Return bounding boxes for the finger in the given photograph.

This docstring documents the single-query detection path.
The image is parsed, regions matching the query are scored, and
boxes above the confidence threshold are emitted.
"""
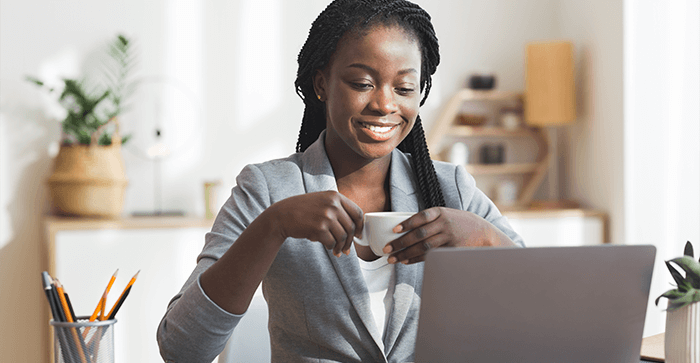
[387,234,448,264]
[339,196,364,238]
[316,230,338,251]
[393,207,441,233]
[334,210,357,255]
[328,221,349,257]
[383,218,440,255]
[404,255,428,265]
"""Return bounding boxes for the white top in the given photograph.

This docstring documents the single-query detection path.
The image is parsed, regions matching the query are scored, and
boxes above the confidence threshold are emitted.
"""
[357,255,396,354]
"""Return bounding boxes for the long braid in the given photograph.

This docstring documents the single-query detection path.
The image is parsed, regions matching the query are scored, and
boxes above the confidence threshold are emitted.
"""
[397,116,446,208]
[295,0,446,209]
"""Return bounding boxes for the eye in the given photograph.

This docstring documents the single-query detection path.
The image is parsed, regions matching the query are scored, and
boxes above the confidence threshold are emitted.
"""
[396,87,416,96]
[351,82,373,91]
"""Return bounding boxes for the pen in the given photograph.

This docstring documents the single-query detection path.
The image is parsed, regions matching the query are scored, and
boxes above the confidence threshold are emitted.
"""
[42,272,77,363]
[64,293,77,322]
[41,272,60,321]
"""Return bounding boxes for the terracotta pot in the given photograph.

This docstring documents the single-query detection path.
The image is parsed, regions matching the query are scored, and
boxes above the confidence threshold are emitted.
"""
[665,301,700,363]
[47,120,128,218]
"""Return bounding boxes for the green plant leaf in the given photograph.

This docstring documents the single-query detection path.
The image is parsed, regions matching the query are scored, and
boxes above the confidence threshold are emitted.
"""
[670,256,700,288]
[684,241,694,258]
[31,33,137,145]
[98,132,112,146]
[25,75,44,86]
[120,134,132,145]
[77,130,92,145]
[666,288,700,311]
[655,288,686,306]
[666,260,691,291]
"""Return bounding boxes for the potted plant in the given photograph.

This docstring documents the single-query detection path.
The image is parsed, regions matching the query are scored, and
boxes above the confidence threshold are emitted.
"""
[28,34,136,218]
[655,241,700,363]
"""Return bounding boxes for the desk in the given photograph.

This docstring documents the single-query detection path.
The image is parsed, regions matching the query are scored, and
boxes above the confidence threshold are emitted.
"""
[44,215,213,363]
[640,333,665,362]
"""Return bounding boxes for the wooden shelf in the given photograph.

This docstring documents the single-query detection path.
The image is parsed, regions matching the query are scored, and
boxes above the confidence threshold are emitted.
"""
[44,215,214,232]
[427,89,551,206]
[448,126,536,138]
[449,89,522,102]
[464,163,542,175]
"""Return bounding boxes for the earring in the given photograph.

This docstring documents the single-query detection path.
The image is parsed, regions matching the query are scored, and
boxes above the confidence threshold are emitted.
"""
[317,94,322,101]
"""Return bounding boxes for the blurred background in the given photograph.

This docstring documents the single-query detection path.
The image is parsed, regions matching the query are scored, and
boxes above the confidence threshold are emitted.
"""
[1,0,698,362]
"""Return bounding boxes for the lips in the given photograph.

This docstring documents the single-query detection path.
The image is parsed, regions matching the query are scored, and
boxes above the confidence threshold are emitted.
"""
[357,120,402,141]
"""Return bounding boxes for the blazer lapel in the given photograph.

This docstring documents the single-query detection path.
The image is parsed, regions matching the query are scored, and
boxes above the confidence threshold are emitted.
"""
[300,134,386,353]
[383,149,422,355]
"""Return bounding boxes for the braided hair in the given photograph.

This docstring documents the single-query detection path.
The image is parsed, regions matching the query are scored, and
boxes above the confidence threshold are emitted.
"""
[294,0,445,209]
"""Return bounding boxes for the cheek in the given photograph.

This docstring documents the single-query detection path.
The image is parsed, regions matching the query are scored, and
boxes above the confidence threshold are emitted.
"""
[330,89,367,119]
[401,98,421,122]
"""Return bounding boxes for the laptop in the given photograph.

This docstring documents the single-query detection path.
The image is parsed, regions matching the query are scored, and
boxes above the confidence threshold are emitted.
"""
[414,245,656,363]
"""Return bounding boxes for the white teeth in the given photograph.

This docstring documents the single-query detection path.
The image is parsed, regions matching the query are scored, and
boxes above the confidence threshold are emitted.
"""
[364,124,394,133]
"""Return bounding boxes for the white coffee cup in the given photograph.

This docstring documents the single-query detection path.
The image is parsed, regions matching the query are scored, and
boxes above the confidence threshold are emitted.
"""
[354,212,415,256]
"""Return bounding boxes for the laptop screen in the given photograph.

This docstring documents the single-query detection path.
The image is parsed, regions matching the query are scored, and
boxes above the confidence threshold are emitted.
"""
[414,245,655,363]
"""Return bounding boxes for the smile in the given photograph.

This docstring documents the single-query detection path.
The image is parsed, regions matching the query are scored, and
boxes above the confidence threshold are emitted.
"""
[358,121,399,133]
[357,120,402,142]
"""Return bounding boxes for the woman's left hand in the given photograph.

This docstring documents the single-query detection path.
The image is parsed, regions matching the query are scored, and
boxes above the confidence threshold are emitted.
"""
[382,207,516,264]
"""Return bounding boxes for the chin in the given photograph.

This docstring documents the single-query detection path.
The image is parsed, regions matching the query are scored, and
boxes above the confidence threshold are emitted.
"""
[356,143,399,161]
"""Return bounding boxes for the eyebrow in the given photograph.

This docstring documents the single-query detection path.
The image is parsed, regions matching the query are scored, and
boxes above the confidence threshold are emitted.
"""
[347,63,418,76]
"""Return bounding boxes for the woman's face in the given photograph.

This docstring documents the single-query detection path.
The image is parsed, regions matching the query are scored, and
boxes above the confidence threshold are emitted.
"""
[315,25,422,165]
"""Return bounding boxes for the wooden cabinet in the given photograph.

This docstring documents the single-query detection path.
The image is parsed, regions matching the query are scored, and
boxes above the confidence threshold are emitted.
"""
[44,216,213,363]
[427,89,550,209]
[502,208,608,246]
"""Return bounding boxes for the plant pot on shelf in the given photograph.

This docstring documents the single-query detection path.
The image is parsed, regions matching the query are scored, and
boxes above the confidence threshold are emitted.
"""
[665,301,700,363]
[47,121,128,218]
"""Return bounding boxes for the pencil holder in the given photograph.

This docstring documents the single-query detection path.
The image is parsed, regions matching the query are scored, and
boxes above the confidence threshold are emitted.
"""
[51,317,116,363]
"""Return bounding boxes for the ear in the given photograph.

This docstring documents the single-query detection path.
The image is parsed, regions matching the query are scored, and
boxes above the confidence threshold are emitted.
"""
[312,70,327,102]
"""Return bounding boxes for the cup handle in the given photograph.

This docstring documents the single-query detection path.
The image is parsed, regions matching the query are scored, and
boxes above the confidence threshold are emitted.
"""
[353,236,368,246]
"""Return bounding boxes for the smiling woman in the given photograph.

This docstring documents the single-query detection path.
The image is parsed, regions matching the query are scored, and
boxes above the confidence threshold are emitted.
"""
[157,1,523,362]
[315,25,423,200]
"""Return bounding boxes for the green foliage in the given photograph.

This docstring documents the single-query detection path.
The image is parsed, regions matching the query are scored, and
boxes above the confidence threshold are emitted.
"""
[26,34,136,146]
[104,34,137,119]
[656,241,700,311]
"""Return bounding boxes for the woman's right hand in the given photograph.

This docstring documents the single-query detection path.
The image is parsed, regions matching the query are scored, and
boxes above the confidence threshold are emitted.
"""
[267,191,364,256]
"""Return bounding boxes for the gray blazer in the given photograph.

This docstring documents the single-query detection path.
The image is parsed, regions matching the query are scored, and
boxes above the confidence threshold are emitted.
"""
[157,133,524,363]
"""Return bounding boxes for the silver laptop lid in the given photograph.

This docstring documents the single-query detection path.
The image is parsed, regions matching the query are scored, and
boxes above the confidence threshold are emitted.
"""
[415,245,656,363]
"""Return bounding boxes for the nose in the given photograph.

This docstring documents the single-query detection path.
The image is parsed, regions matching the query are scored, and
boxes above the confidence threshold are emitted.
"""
[371,86,399,115]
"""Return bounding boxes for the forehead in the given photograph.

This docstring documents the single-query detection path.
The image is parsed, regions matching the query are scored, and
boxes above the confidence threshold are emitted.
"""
[328,25,421,72]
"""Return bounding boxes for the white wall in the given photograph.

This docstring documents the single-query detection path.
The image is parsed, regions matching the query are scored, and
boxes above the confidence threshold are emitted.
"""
[624,0,700,337]
[5,0,693,359]
[558,0,625,246]
[0,1,172,361]
[0,0,565,360]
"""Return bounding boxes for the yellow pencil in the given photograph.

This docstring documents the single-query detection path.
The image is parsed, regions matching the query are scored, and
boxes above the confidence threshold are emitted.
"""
[100,297,106,321]
[106,270,140,320]
[89,269,118,322]
[54,279,73,323]
[55,279,88,363]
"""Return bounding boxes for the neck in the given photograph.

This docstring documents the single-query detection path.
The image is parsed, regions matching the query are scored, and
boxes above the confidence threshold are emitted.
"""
[330,154,393,214]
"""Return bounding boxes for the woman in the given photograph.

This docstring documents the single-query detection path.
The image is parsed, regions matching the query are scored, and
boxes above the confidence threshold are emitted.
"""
[157,0,524,362]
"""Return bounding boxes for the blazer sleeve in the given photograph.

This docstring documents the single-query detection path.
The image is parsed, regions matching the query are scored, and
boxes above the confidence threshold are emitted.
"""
[438,161,525,247]
[157,164,272,362]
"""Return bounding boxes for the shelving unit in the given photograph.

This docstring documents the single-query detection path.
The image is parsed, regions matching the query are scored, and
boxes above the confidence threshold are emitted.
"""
[427,89,550,209]
[43,216,214,363]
